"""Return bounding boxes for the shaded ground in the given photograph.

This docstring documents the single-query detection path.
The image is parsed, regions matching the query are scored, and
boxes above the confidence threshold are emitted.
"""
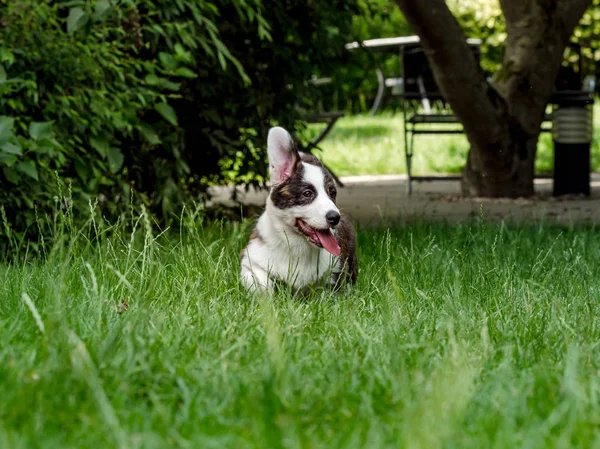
[208,174,600,225]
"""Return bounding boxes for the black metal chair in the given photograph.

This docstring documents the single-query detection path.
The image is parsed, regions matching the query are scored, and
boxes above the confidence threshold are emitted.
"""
[399,41,560,195]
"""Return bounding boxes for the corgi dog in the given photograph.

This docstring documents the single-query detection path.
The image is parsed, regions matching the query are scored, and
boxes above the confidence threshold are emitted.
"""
[240,126,358,294]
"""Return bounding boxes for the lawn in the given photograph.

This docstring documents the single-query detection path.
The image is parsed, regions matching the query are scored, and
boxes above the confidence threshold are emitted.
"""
[306,105,600,177]
[3,214,600,448]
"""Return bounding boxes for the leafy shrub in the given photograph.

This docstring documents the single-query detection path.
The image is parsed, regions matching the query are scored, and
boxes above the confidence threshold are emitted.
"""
[0,0,166,254]
[0,0,359,256]
[137,0,360,203]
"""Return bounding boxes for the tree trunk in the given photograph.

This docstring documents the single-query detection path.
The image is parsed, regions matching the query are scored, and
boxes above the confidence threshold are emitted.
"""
[393,0,592,198]
[462,133,537,197]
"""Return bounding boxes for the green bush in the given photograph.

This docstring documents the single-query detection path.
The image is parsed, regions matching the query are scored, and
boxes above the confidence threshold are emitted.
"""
[0,0,172,254]
[0,0,359,256]
[152,0,359,196]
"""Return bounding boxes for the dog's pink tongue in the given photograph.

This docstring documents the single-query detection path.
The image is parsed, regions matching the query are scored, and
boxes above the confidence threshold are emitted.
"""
[315,229,341,256]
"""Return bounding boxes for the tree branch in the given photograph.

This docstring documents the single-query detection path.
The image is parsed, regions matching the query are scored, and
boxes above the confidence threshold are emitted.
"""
[393,0,503,151]
[560,0,593,37]
[496,0,592,134]
[499,0,590,46]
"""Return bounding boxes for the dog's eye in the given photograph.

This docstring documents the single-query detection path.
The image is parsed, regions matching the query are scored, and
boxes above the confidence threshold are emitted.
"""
[330,188,337,198]
[302,189,313,198]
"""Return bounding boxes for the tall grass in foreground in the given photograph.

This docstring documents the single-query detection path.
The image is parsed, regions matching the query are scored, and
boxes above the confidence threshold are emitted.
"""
[2,209,600,448]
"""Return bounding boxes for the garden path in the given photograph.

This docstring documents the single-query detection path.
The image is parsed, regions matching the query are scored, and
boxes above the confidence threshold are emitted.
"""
[208,174,600,225]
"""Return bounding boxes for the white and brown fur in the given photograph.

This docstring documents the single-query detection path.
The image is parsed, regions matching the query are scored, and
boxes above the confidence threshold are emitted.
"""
[240,127,357,293]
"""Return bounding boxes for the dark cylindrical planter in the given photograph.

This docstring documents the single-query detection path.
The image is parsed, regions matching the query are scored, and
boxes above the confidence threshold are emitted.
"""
[552,93,593,197]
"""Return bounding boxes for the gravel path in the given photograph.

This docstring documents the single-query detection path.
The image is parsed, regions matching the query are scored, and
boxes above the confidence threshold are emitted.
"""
[208,174,600,225]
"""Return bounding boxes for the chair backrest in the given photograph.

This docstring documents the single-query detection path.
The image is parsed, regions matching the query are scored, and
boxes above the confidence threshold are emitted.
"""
[401,42,482,101]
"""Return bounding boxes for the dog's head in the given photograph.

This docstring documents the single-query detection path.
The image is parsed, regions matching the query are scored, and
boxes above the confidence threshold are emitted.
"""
[266,126,341,256]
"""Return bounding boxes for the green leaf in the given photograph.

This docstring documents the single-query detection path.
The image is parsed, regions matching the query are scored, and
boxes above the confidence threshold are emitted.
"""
[145,73,163,85]
[93,0,111,22]
[175,67,197,79]
[144,74,180,91]
[0,50,15,66]
[74,157,90,182]
[138,124,161,145]
[29,121,53,140]
[3,166,20,185]
[47,138,63,150]
[61,0,86,6]
[158,52,177,70]
[17,160,38,181]
[0,116,14,144]
[107,147,124,173]
[90,136,109,157]
[67,7,89,34]
[0,65,6,83]
[163,80,181,91]
[217,52,226,70]
[0,153,17,167]
[155,103,178,126]
[1,141,22,155]
[174,43,186,57]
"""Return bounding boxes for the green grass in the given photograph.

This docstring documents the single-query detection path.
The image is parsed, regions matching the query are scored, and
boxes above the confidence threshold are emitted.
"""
[306,105,600,177]
[3,212,600,448]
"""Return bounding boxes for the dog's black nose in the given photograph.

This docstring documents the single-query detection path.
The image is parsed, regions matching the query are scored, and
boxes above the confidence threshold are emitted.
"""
[326,210,340,227]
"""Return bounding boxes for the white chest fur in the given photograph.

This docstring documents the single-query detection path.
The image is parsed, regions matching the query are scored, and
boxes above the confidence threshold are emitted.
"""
[240,212,339,292]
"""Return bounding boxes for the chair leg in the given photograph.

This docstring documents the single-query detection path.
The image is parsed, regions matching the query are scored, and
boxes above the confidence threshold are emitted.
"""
[403,106,413,196]
[369,67,386,116]
[406,152,412,196]
[307,115,341,151]
[407,131,415,196]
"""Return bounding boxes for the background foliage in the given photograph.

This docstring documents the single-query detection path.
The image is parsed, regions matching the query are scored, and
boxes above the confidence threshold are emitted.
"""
[0,0,359,255]
[2,0,600,256]
[343,0,600,111]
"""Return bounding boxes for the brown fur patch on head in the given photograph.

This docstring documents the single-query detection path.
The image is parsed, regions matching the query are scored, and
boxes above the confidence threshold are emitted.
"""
[270,160,313,209]
[278,185,292,197]
[270,151,338,208]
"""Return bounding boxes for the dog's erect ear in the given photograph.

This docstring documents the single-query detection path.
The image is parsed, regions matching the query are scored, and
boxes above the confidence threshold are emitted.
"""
[267,126,299,184]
